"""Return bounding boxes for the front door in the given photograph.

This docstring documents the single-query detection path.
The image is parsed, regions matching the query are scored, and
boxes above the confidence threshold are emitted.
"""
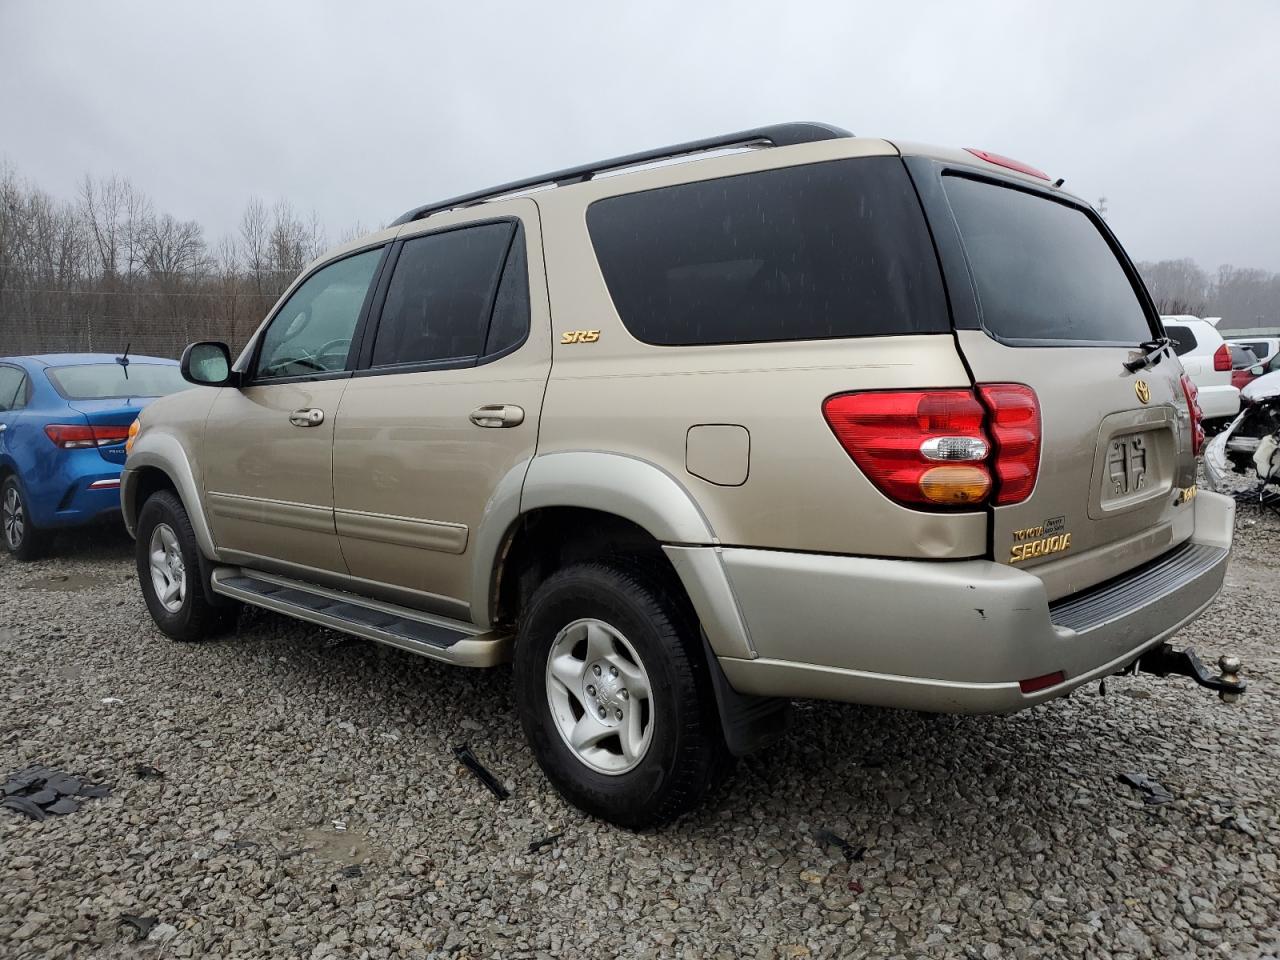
[331,202,551,616]
[204,245,386,574]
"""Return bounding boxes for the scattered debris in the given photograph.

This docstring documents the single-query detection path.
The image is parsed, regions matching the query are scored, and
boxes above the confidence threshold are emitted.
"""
[339,864,363,878]
[331,819,348,832]
[1117,771,1175,806]
[133,764,165,780]
[101,697,124,705]
[148,923,179,945]
[1,764,110,819]
[814,828,866,863]
[118,915,157,940]
[847,879,865,895]
[453,744,510,801]
[1213,809,1260,839]
[528,832,564,854]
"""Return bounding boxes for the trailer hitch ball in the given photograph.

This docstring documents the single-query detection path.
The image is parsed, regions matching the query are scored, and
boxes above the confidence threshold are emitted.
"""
[1218,655,1243,703]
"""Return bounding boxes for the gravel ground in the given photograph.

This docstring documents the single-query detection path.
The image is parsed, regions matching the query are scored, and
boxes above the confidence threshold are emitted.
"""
[1,502,1278,960]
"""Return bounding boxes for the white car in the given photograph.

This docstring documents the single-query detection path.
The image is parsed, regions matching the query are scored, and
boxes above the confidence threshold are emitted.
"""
[1228,335,1280,370]
[1161,315,1240,423]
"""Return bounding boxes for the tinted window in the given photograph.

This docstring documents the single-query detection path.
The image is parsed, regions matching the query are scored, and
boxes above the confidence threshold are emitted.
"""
[943,176,1152,343]
[1237,340,1269,359]
[46,363,186,400]
[371,222,516,368]
[586,158,948,346]
[484,227,530,357]
[1165,325,1197,356]
[256,248,382,381]
[1229,344,1255,368]
[0,367,26,411]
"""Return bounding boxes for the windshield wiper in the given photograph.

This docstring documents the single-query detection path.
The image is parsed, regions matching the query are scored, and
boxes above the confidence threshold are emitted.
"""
[1124,337,1172,373]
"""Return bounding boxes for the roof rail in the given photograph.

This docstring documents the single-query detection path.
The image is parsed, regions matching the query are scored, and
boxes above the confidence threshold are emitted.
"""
[389,121,853,226]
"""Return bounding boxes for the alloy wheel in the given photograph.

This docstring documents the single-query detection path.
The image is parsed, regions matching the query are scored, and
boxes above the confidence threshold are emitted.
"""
[148,522,187,614]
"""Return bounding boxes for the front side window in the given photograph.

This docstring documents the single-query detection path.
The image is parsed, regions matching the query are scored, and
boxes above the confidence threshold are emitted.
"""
[370,222,519,368]
[255,248,383,381]
[943,176,1153,344]
[586,157,948,346]
[46,363,186,400]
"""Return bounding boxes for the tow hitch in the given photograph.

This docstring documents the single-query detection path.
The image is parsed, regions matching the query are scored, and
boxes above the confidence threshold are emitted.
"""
[1133,644,1246,703]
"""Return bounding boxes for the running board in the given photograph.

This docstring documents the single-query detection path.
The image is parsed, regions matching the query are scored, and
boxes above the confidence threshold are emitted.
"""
[210,567,511,667]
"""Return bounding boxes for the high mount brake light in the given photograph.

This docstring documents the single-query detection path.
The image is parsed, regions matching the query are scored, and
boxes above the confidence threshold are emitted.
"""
[963,148,1051,181]
[44,424,131,449]
[822,386,1041,510]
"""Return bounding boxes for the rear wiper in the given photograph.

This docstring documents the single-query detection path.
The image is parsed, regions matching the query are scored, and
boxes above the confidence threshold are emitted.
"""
[1123,337,1172,373]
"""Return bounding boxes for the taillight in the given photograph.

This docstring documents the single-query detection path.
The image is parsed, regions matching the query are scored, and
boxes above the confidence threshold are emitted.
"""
[822,385,1041,509]
[1180,374,1205,457]
[1213,344,1231,372]
[43,424,131,449]
[977,384,1042,505]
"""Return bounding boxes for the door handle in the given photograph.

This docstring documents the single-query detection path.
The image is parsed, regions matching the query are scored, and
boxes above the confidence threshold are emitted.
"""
[289,408,325,428]
[469,404,525,428]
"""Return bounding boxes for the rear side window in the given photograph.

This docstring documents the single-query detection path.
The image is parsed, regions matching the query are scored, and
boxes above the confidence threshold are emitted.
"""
[943,176,1153,344]
[0,366,27,411]
[371,222,522,368]
[586,157,948,346]
[1164,325,1197,356]
[46,363,187,400]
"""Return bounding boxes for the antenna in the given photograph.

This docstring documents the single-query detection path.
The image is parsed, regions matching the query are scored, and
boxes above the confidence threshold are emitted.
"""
[117,342,131,378]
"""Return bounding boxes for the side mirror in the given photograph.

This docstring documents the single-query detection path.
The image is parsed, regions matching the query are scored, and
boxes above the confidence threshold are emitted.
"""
[1250,364,1265,376]
[180,341,238,387]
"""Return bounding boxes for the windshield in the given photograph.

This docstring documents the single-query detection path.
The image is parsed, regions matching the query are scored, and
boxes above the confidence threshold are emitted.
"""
[944,176,1154,344]
[46,363,188,400]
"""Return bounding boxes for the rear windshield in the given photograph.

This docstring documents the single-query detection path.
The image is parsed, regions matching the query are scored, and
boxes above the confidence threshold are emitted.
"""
[586,157,948,346]
[1164,324,1197,356]
[46,363,187,400]
[943,176,1153,344]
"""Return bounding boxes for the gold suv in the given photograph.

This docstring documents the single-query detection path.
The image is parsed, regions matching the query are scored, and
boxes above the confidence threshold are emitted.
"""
[123,123,1235,827]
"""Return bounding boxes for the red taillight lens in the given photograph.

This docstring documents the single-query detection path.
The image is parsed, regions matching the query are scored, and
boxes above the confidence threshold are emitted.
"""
[1180,374,1205,457]
[822,390,990,507]
[977,384,1042,505]
[44,424,131,449]
[1213,343,1231,372]
[963,148,1051,181]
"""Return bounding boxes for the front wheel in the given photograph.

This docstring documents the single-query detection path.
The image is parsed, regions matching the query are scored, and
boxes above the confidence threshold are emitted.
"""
[513,561,728,828]
[2,476,46,561]
[136,490,236,641]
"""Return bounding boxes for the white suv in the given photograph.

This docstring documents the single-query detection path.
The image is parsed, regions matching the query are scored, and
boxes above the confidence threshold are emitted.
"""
[1162,315,1240,424]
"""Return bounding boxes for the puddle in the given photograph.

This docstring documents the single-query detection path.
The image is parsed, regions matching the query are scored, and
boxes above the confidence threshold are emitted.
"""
[22,573,112,593]
[297,826,381,866]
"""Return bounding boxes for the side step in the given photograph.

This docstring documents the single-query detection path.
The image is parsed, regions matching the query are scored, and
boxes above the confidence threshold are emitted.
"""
[210,568,511,667]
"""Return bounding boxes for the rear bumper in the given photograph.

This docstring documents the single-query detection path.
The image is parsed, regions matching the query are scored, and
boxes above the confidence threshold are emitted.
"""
[702,490,1234,714]
[1198,384,1241,422]
[20,449,125,529]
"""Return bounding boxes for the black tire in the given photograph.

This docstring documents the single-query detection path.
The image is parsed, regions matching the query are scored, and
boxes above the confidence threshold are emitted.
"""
[513,560,729,828]
[2,475,47,561]
[136,490,236,641]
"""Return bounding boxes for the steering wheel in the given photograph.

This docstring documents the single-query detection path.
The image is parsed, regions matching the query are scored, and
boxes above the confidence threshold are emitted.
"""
[315,338,353,361]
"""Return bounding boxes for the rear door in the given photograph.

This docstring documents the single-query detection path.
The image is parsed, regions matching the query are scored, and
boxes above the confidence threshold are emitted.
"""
[331,201,551,615]
[909,162,1198,601]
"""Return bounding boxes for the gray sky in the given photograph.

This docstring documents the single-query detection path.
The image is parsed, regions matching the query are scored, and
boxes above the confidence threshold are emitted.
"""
[2,0,1277,271]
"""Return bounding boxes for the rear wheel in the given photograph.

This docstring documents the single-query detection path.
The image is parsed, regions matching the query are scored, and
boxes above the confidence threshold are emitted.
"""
[513,561,728,828]
[136,490,236,640]
[2,476,46,561]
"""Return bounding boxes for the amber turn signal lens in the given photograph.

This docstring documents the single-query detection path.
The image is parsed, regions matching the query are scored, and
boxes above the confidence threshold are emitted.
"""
[918,465,991,505]
[125,419,141,455]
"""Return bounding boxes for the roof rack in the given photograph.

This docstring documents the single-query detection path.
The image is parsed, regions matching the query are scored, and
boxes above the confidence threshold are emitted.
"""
[390,121,853,226]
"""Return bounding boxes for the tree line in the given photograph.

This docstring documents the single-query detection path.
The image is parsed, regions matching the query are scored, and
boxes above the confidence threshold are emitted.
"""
[1,159,1277,360]
[0,160,370,359]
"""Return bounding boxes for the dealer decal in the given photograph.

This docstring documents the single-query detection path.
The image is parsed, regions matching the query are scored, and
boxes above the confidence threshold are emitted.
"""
[1009,516,1073,563]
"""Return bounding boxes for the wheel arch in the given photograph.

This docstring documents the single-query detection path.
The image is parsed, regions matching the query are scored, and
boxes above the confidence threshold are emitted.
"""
[123,433,217,559]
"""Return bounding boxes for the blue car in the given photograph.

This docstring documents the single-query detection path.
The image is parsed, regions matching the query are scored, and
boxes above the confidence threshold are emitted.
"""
[0,353,189,559]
